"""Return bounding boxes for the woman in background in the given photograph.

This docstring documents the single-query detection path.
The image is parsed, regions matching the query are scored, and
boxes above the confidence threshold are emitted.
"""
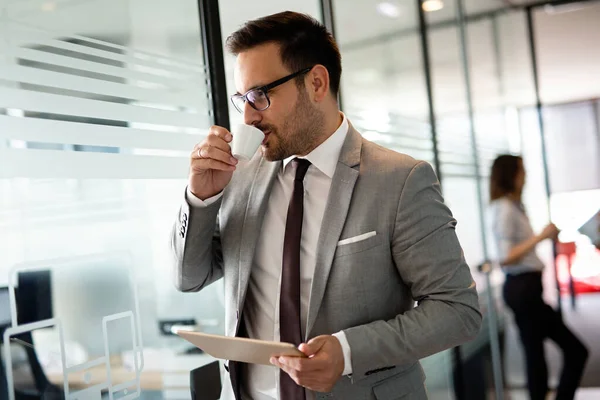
[489,155,588,400]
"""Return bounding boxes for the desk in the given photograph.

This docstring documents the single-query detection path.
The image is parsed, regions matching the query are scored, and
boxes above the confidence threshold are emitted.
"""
[47,352,216,397]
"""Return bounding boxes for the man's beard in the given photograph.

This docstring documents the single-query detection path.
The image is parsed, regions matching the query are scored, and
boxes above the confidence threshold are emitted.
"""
[258,89,324,161]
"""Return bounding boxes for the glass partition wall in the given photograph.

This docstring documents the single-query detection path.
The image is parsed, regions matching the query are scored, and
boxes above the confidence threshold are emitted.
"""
[0,1,222,398]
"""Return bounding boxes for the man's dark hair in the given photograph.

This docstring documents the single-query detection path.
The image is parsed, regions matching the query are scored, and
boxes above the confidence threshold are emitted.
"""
[490,154,523,201]
[226,11,342,96]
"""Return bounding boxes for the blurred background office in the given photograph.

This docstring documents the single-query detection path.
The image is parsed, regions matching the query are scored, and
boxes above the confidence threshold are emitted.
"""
[1,0,599,399]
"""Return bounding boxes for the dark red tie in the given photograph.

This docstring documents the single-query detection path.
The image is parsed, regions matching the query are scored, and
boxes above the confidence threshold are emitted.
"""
[280,158,311,400]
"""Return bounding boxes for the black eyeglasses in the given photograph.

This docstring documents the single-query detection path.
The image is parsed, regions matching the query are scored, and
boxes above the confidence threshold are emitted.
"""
[230,67,312,114]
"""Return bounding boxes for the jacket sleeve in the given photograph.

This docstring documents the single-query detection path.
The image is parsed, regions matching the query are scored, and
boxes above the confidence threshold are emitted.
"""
[170,188,224,292]
[343,161,482,381]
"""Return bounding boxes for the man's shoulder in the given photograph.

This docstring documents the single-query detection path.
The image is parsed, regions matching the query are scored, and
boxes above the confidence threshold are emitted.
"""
[358,133,424,176]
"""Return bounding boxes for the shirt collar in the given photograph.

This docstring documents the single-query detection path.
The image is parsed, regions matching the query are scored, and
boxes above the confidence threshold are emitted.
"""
[283,112,348,178]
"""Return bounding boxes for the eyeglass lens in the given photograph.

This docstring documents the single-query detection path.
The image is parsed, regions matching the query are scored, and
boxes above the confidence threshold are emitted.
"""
[233,90,269,112]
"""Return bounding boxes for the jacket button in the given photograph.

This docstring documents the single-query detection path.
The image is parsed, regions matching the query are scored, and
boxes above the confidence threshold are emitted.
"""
[179,232,184,238]
[183,213,188,221]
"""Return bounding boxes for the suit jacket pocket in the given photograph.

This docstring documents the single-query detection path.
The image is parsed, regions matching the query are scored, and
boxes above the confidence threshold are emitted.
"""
[334,233,383,258]
[372,363,425,400]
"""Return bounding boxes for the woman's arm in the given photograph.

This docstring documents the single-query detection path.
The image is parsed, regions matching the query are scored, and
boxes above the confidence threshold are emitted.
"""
[501,223,558,266]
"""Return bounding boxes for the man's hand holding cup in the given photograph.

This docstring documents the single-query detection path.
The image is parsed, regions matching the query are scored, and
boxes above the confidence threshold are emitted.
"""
[189,124,264,200]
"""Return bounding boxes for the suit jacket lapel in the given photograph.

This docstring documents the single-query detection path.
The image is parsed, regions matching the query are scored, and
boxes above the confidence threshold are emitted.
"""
[306,125,362,339]
[236,157,281,328]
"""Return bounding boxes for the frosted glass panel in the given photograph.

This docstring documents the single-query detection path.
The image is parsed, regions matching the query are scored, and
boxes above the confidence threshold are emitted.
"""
[0,177,225,399]
[334,0,435,168]
[534,2,600,104]
[442,177,485,267]
[542,101,600,193]
[0,0,210,179]
[3,255,143,399]
[1,1,221,399]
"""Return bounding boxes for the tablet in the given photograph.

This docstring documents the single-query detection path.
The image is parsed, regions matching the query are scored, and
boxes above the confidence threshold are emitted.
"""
[176,330,306,365]
[579,209,599,247]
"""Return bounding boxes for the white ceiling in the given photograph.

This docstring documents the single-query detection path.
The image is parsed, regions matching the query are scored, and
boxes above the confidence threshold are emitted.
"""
[4,0,517,55]
[331,0,600,117]
[534,2,600,104]
[333,0,510,45]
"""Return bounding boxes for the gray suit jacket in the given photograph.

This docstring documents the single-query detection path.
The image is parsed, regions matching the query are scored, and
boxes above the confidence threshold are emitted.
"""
[171,123,482,400]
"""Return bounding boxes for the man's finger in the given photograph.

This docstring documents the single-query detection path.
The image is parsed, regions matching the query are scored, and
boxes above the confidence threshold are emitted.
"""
[299,336,327,357]
[191,158,236,172]
[278,355,327,372]
[208,125,233,142]
[205,133,234,152]
[194,145,238,166]
[192,136,231,157]
[271,357,335,392]
[271,358,300,381]
[190,126,232,157]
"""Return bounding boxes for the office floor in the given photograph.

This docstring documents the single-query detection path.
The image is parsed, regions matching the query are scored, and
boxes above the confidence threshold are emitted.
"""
[504,292,600,388]
[504,388,600,400]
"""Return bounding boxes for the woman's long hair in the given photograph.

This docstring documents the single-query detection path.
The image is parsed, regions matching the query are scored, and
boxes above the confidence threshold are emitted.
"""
[490,155,523,201]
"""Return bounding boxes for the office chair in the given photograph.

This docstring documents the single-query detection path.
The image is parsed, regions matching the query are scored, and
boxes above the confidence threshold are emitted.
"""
[0,331,63,400]
[0,271,63,400]
[190,361,221,400]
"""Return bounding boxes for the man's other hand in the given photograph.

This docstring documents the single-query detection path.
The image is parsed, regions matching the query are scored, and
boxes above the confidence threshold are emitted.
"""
[270,335,345,393]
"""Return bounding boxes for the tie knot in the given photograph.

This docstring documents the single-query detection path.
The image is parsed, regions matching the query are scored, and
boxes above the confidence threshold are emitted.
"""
[293,158,311,181]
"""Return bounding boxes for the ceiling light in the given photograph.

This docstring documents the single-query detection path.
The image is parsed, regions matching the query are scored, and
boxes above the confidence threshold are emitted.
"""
[422,0,444,12]
[41,2,57,12]
[376,2,401,18]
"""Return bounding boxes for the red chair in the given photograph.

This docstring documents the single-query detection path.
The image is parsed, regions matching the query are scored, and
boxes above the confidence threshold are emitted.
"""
[556,241,600,309]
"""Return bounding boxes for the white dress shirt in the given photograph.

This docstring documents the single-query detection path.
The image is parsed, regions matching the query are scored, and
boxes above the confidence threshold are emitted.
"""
[187,113,352,399]
[489,198,545,275]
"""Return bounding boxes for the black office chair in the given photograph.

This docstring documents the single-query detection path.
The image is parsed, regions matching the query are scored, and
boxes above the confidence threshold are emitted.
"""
[0,331,63,400]
[0,272,63,400]
[190,361,221,400]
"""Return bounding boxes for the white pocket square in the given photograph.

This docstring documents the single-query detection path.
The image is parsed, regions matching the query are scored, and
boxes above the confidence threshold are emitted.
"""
[337,231,377,246]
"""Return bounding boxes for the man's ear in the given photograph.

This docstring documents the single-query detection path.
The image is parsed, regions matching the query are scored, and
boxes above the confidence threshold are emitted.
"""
[306,65,330,103]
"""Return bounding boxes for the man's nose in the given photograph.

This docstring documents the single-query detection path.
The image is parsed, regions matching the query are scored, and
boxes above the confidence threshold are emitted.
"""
[243,102,262,126]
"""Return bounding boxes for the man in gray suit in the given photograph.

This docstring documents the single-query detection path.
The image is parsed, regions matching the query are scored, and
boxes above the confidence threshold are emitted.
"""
[172,11,481,400]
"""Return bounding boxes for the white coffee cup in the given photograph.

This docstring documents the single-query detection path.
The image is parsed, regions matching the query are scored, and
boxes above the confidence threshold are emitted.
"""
[230,124,265,161]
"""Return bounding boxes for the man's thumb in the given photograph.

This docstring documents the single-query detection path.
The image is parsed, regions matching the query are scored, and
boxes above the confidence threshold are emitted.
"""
[299,335,327,356]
